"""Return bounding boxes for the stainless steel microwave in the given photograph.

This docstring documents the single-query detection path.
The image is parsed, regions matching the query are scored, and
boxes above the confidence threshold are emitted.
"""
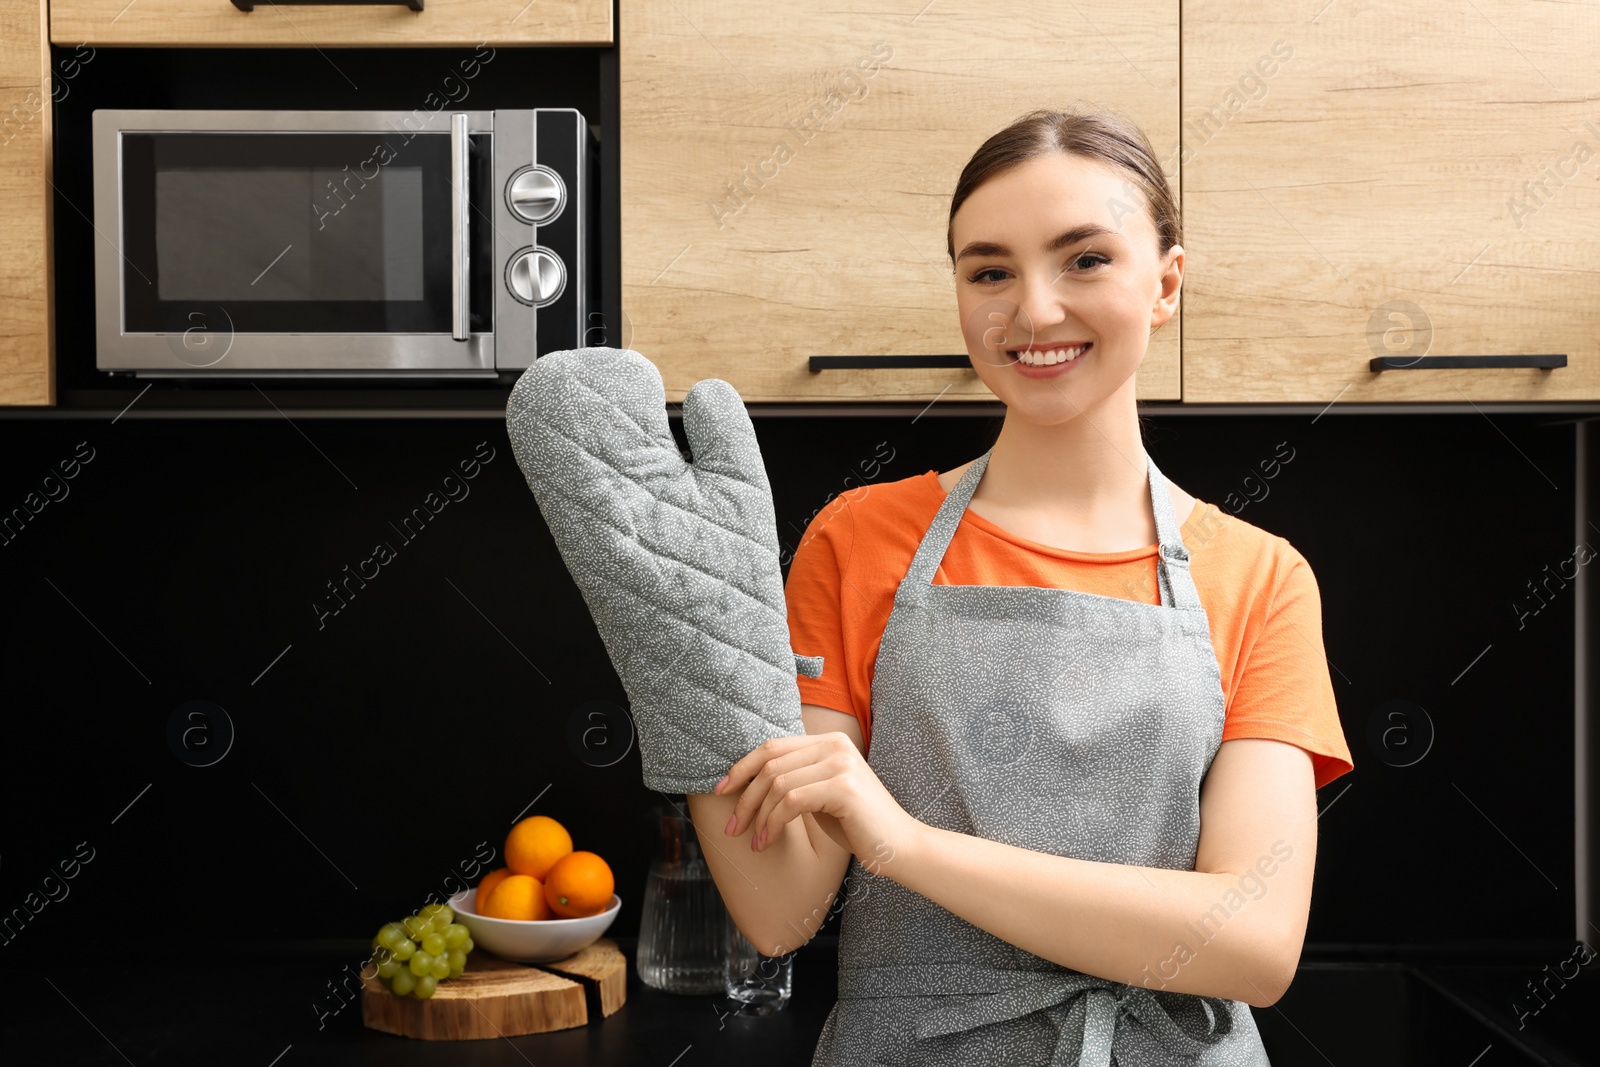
[91,108,596,377]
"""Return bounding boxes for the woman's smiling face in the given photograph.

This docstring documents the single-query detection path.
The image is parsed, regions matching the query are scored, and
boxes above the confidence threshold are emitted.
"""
[950,152,1183,424]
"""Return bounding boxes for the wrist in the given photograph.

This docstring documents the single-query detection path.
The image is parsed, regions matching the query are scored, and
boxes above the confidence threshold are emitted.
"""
[872,816,934,888]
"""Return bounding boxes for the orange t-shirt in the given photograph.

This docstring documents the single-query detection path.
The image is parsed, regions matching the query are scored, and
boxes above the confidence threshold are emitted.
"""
[784,471,1354,790]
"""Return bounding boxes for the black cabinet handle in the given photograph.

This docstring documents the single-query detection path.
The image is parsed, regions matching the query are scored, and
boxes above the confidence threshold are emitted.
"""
[809,355,971,371]
[1369,354,1566,371]
[231,0,423,11]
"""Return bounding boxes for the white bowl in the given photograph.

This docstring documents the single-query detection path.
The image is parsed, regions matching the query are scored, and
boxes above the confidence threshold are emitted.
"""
[447,887,621,964]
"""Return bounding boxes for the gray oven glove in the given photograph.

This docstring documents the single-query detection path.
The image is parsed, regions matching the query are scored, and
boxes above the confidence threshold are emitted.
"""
[504,346,822,795]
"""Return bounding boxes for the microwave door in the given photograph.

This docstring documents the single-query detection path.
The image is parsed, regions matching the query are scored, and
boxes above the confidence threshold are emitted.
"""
[98,120,494,376]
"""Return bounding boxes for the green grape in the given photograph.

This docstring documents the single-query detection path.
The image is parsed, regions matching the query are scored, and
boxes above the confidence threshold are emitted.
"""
[368,905,478,994]
[377,923,410,952]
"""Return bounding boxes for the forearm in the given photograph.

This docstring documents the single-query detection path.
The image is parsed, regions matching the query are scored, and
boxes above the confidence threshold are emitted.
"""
[892,822,1298,1007]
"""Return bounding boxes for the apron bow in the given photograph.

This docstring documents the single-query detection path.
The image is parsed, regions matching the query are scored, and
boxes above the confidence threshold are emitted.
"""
[840,961,1234,1067]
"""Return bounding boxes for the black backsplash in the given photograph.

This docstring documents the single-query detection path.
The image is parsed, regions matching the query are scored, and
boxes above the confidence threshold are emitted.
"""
[0,408,1582,955]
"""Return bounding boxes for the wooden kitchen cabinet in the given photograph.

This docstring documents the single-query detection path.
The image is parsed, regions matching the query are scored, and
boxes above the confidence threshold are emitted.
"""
[49,0,611,48]
[1179,0,1600,402]
[620,2,1183,403]
[0,0,54,406]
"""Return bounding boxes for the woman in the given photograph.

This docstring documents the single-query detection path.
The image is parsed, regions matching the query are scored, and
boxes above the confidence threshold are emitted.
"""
[709,106,1353,1065]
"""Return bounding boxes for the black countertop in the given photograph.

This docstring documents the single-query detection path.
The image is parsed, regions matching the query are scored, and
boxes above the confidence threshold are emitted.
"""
[7,937,1596,1066]
[7,935,839,1067]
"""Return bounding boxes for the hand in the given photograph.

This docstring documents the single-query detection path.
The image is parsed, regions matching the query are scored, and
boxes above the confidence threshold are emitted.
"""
[714,732,923,870]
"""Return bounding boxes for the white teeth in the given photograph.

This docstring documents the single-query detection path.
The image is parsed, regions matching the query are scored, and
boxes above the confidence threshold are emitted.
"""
[1013,344,1088,366]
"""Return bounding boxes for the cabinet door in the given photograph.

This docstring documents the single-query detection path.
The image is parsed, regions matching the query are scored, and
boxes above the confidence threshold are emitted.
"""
[49,0,611,47]
[0,0,54,405]
[621,3,1181,403]
[1180,0,1599,402]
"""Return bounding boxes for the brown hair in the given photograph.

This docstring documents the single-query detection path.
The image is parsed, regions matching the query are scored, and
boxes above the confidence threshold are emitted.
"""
[946,105,1181,267]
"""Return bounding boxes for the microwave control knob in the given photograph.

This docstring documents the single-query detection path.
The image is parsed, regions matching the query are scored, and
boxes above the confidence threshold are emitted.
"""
[507,166,565,224]
[508,248,566,307]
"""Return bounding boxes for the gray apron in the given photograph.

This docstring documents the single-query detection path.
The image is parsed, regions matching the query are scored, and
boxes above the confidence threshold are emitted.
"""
[810,449,1271,1066]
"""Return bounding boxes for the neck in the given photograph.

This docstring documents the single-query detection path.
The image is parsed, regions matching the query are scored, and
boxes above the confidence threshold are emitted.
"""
[981,380,1149,520]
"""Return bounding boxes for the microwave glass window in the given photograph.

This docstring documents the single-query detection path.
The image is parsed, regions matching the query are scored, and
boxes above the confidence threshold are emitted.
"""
[119,132,472,334]
[154,167,424,304]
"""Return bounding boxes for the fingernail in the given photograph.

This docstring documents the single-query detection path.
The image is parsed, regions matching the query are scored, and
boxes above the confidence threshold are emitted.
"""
[725,814,737,836]
[713,774,729,794]
[751,828,761,851]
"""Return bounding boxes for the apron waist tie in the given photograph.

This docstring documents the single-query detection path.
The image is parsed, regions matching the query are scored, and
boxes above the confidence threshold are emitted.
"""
[838,960,1233,1067]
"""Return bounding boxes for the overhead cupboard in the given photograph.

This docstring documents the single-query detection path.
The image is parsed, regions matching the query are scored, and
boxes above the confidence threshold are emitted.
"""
[1173,0,1598,404]
[48,0,613,47]
[2,0,54,406]
[620,2,1182,405]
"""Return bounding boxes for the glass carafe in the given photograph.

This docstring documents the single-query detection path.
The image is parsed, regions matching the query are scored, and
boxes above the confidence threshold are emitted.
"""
[636,797,728,994]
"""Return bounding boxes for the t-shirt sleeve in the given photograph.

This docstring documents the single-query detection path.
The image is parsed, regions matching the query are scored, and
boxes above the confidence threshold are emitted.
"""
[1220,542,1355,790]
[784,498,859,722]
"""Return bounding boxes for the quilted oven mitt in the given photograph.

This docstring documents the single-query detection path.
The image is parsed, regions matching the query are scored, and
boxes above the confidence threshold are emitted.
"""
[505,347,823,794]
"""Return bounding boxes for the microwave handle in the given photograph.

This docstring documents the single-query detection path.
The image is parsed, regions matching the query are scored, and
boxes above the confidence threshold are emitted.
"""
[451,113,470,342]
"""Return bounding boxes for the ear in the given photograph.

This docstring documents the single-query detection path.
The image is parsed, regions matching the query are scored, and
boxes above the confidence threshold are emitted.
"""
[1151,244,1184,331]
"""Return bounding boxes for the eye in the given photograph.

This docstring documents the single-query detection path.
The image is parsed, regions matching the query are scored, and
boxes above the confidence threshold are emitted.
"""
[965,253,1110,286]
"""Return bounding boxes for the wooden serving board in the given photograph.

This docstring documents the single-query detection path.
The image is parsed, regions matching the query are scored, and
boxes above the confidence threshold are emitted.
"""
[361,938,626,1040]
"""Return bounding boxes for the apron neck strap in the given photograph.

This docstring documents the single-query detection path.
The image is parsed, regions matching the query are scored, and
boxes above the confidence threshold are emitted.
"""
[904,448,1202,610]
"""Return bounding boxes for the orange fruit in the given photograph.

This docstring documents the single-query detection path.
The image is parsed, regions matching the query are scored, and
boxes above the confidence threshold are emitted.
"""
[543,851,615,918]
[483,874,553,921]
[505,815,572,880]
[474,867,512,915]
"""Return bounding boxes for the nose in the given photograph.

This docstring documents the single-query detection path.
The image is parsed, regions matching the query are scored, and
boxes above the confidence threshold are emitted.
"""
[1012,265,1070,346]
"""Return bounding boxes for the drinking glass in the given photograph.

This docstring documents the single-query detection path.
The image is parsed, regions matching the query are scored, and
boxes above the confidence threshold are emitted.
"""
[723,910,793,1014]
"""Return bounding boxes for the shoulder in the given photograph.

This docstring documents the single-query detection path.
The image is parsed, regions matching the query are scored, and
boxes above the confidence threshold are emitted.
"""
[1189,504,1321,612]
[794,471,941,564]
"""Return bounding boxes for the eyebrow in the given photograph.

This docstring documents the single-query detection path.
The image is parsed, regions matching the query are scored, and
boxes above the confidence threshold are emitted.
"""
[954,224,1118,263]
